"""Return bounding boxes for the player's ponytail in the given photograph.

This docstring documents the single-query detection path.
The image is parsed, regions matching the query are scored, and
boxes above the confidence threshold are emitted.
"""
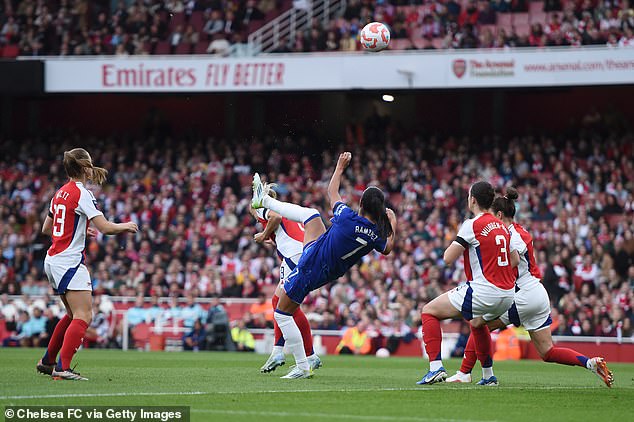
[360,186,393,239]
[63,148,108,185]
[491,187,518,219]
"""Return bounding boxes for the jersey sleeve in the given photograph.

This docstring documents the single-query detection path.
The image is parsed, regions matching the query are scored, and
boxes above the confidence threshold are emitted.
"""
[332,201,355,224]
[374,236,388,253]
[455,218,476,249]
[77,188,104,220]
[509,230,527,255]
[48,198,54,217]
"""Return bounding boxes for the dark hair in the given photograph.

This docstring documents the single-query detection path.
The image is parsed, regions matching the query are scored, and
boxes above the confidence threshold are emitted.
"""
[470,181,495,210]
[360,186,393,239]
[491,187,518,219]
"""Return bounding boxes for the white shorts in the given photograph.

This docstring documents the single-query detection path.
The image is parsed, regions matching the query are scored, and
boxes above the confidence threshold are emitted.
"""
[278,253,302,288]
[448,281,514,322]
[499,282,552,331]
[44,259,92,295]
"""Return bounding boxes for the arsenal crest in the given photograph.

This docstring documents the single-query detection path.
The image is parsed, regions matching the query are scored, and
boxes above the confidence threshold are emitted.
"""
[453,59,466,78]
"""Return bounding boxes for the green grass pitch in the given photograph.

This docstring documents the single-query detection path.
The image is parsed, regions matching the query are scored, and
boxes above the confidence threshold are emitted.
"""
[1,348,632,422]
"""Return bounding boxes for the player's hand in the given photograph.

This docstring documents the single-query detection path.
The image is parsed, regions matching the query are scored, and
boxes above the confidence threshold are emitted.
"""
[254,232,268,243]
[336,152,352,172]
[86,227,98,238]
[123,222,139,233]
[264,239,276,247]
[386,208,396,224]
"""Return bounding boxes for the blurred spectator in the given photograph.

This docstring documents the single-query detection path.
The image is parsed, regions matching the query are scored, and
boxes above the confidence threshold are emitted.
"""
[231,319,255,351]
[183,319,206,351]
[336,319,372,355]
[126,295,148,327]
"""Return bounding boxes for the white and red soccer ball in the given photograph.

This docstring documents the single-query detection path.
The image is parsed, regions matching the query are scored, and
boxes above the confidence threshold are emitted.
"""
[360,22,390,52]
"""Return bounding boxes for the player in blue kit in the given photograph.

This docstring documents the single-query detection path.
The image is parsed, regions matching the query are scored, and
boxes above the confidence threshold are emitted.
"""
[251,152,397,379]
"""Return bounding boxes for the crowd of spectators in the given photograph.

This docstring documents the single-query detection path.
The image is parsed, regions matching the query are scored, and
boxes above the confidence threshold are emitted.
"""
[1,0,634,57]
[0,0,273,56]
[0,110,632,351]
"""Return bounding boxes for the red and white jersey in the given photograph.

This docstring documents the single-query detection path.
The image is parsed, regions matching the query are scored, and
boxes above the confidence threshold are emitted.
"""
[46,181,103,267]
[255,208,304,263]
[509,223,542,289]
[455,212,516,290]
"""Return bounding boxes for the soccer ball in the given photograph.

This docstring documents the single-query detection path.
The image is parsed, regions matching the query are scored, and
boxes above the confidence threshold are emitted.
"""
[360,22,390,52]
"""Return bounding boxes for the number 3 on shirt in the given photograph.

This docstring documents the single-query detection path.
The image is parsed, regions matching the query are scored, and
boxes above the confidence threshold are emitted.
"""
[495,234,509,267]
[52,204,66,237]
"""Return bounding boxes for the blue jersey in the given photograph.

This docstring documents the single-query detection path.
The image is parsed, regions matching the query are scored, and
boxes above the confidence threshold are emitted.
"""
[321,202,387,280]
[283,201,387,303]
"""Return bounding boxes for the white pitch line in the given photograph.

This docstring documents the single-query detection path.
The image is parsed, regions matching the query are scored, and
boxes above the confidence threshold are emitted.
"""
[193,409,497,422]
[0,385,620,401]
[0,391,207,400]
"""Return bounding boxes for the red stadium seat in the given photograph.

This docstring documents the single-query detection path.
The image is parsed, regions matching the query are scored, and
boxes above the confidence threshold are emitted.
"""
[155,41,172,55]
[2,45,19,58]
[175,42,193,55]
[132,323,151,349]
[195,41,209,54]
[189,11,205,32]
[168,12,185,32]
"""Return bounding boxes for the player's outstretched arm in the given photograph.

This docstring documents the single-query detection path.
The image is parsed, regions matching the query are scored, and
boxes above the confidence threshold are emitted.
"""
[91,215,138,235]
[328,152,352,209]
[382,208,397,255]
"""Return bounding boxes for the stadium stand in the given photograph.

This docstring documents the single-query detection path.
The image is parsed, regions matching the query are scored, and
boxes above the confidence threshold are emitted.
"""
[0,110,632,350]
[1,0,633,57]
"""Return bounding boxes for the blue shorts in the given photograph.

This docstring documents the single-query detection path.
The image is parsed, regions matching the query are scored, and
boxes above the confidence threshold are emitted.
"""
[283,241,329,304]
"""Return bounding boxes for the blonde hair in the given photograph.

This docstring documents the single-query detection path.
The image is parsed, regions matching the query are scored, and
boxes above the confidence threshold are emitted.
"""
[63,148,108,185]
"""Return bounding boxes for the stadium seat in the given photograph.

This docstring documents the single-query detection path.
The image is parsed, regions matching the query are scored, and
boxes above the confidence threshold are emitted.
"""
[529,1,545,15]
[155,41,172,55]
[167,12,185,32]
[132,323,151,350]
[189,11,205,32]
[175,42,193,55]
[513,13,530,26]
[496,12,513,27]
[2,45,19,58]
[195,41,209,54]
[389,39,412,50]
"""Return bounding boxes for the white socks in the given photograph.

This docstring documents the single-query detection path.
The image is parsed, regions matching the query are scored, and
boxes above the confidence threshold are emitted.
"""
[482,366,494,379]
[274,311,309,371]
[262,196,320,225]
[430,360,444,372]
[272,345,284,355]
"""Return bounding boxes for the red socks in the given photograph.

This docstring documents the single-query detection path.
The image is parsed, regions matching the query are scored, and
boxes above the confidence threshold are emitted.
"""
[422,313,442,361]
[544,347,588,367]
[460,333,477,373]
[471,325,493,368]
[43,314,72,366]
[272,296,284,347]
[272,295,314,356]
[60,319,89,370]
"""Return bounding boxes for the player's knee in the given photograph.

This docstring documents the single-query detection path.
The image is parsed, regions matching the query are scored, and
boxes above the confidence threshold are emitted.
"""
[75,313,92,325]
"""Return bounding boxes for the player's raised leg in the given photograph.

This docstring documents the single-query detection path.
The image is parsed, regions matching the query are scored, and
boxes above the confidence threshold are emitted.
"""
[252,173,325,246]
[418,292,463,385]
[52,290,92,381]
[530,327,614,387]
